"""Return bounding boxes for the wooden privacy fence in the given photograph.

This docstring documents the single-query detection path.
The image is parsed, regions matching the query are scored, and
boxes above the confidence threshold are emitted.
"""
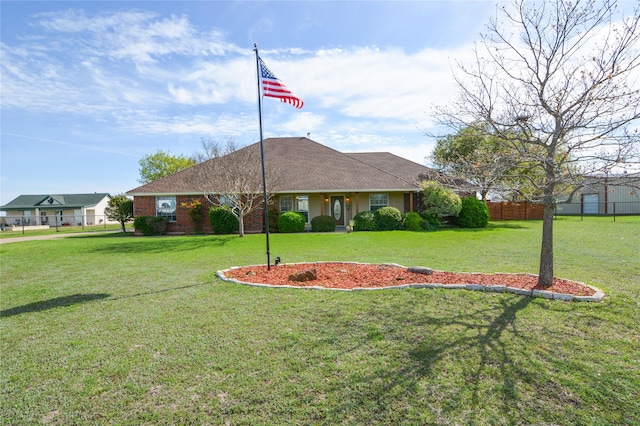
[486,201,544,221]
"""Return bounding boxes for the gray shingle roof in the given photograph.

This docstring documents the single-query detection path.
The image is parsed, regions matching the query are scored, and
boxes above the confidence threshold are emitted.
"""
[346,152,446,184]
[1,193,110,211]
[127,137,440,195]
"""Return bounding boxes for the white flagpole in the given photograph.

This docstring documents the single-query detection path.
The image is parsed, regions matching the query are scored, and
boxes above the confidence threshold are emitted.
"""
[254,43,271,270]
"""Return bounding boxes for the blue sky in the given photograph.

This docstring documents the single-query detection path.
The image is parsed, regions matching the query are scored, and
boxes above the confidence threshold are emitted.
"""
[1,1,497,206]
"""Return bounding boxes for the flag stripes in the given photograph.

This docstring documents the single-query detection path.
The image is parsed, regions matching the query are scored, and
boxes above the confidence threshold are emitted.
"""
[258,58,303,109]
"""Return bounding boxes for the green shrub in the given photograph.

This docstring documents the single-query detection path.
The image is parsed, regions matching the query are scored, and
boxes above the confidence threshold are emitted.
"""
[133,215,168,236]
[374,206,404,231]
[310,215,337,232]
[353,211,376,231]
[278,211,306,233]
[268,206,280,233]
[457,196,490,228]
[421,212,442,231]
[404,211,424,232]
[209,207,238,234]
[420,180,462,218]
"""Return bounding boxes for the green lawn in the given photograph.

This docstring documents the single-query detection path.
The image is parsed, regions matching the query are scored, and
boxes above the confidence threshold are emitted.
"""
[1,217,638,425]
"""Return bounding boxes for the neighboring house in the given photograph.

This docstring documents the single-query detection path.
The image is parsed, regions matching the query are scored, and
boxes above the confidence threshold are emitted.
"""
[0,193,113,228]
[126,137,452,234]
[555,174,640,215]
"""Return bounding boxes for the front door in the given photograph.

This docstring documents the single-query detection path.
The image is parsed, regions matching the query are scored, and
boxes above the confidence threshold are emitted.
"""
[331,196,345,226]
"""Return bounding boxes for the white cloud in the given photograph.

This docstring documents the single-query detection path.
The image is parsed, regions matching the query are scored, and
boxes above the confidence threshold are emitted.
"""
[34,10,240,64]
[166,57,256,105]
[278,112,326,135]
[124,111,258,139]
[1,8,474,154]
[264,45,471,125]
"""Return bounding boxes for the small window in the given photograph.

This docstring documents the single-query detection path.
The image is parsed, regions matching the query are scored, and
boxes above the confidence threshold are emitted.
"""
[217,195,235,208]
[280,195,293,212]
[369,194,389,211]
[156,196,177,222]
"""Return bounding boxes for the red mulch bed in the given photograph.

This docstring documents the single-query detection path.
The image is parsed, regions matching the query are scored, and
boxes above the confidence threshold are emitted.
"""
[223,263,595,296]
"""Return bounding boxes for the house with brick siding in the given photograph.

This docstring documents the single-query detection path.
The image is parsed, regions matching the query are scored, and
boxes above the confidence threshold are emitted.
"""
[126,137,450,234]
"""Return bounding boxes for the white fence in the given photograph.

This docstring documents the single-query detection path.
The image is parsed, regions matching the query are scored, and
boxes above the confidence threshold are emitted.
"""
[0,214,117,231]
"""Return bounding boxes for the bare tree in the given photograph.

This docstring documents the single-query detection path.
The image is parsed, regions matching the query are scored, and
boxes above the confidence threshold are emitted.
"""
[191,140,281,237]
[192,137,238,163]
[433,0,640,286]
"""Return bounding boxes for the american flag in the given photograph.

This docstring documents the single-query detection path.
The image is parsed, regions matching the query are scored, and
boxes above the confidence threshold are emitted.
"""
[258,57,304,109]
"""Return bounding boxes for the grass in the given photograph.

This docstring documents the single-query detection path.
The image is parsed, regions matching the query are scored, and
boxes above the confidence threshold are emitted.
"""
[1,216,638,425]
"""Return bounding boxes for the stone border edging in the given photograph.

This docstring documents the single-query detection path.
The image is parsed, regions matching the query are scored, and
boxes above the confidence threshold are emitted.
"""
[216,262,605,302]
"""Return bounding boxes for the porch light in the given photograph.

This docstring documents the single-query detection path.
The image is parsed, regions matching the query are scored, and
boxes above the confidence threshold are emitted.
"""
[325,197,329,202]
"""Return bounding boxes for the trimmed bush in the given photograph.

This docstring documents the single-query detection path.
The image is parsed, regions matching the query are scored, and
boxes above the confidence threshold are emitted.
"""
[457,196,490,228]
[133,215,168,236]
[374,206,404,231]
[353,210,376,231]
[278,211,306,233]
[311,215,337,232]
[209,207,238,234]
[404,211,424,232]
[420,180,462,218]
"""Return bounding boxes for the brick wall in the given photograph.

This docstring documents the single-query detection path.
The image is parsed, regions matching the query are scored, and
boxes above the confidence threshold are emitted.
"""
[133,196,155,218]
[133,195,266,234]
[243,206,265,233]
[175,195,213,234]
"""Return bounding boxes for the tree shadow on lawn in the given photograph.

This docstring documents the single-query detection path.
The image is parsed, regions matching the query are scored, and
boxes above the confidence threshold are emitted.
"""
[322,293,632,424]
[0,293,111,318]
[316,295,528,419]
[447,222,530,232]
[109,282,210,301]
[324,294,576,423]
[86,236,233,254]
[0,281,210,318]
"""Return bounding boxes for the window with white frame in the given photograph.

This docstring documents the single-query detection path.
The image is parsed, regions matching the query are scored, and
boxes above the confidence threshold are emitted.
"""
[280,195,293,213]
[156,196,177,222]
[369,194,389,211]
[217,195,234,208]
[296,195,309,222]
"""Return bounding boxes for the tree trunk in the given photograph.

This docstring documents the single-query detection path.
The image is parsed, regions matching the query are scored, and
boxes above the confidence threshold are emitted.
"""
[537,200,555,287]
[238,212,245,238]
